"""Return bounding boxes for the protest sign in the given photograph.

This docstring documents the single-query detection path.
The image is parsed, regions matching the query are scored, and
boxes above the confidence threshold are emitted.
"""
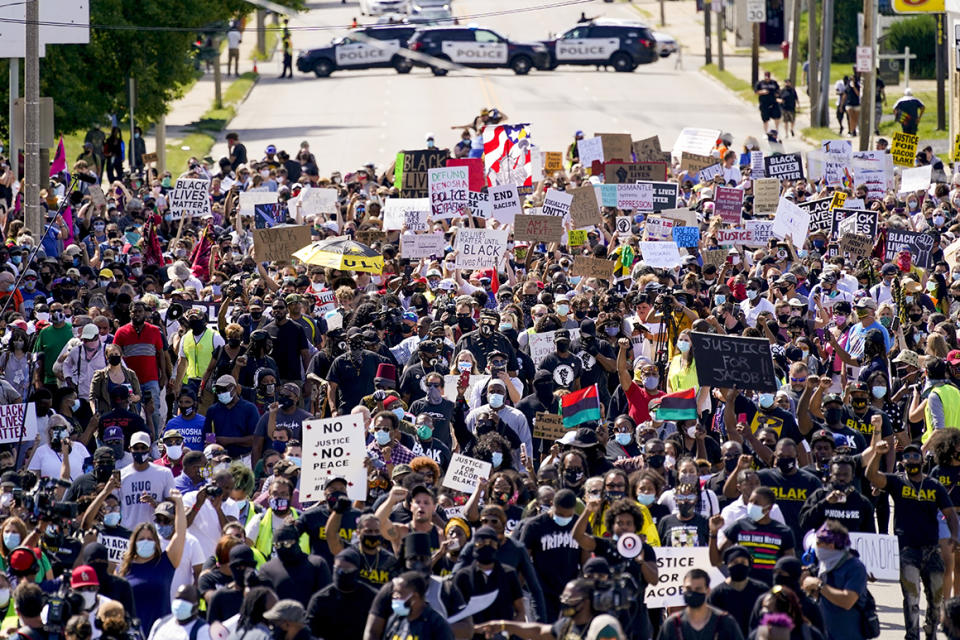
[750,151,764,177]
[660,208,697,228]
[848,533,900,581]
[533,413,567,441]
[301,415,367,502]
[141,152,158,163]
[542,188,573,217]
[823,155,849,188]
[428,166,469,219]
[637,181,679,212]
[401,233,445,259]
[0,403,36,444]
[891,132,919,167]
[594,133,633,162]
[569,185,602,228]
[643,216,675,241]
[632,136,662,162]
[672,226,700,248]
[597,184,618,208]
[615,216,633,235]
[356,229,387,246]
[840,233,873,258]
[822,139,853,155]
[382,198,430,231]
[317,291,337,314]
[97,532,129,564]
[645,547,725,609]
[445,157,483,192]
[886,229,936,268]
[442,374,490,403]
[572,256,615,280]
[604,162,668,184]
[617,183,654,211]
[252,225,313,263]
[832,209,877,239]
[489,184,522,225]
[716,228,755,245]
[672,128,720,157]
[239,190,278,217]
[829,191,847,210]
[899,165,932,194]
[514,214,564,243]
[298,186,338,216]
[638,241,683,268]
[454,228,508,269]
[799,197,834,235]
[679,152,716,174]
[88,184,106,208]
[170,178,211,220]
[567,230,587,247]
[701,249,727,268]
[394,148,450,197]
[529,329,581,367]
[946,238,960,271]
[744,220,773,246]
[689,333,777,392]
[254,202,286,229]
[714,186,744,225]
[752,178,781,214]
[543,151,564,174]
[764,153,804,181]
[772,197,810,248]
[467,190,492,218]
[697,163,723,183]
[577,137,604,168]
[442,453,493,494]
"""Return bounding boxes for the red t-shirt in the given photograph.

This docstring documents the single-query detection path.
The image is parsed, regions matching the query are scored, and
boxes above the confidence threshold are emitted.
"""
[0,289,24,311]
[112,322,163,383]
[625,381,664,425]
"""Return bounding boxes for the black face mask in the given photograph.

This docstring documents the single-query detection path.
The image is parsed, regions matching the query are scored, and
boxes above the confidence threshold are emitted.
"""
[457,317,473,331]
[824,407,844,424]
[728,563,750,582]
[189,319,206,333]
[275,544,302,563]
[334,567,358,591]
[724,457,739,473]
[556,339,570,352]
[360,533,382,551]
[682,591,706,608]
[479,324,493,338]
[475,545,497,564]
[93,464,114,483]
[646,454,665,469]
[905,462,922,475]
[132,451,149,464]
[228,338,242,348]
[677,503,696,517]
[250,311,263,321]
[108,354,122,367]
[535,383,554,403]
[563,469,584,487]
[776,457,797,473]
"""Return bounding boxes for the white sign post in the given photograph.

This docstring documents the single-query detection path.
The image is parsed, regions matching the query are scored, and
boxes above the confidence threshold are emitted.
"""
[442,453,492,494]
[300,415,368,502]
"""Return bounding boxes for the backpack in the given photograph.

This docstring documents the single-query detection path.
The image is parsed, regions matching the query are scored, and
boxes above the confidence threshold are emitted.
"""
[857,587,881,639]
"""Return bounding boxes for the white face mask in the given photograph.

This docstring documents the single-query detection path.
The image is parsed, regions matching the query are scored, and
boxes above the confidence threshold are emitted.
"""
[165,444,183,461]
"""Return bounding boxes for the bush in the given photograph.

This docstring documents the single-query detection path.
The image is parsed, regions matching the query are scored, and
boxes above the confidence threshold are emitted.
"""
[885,15,936,78]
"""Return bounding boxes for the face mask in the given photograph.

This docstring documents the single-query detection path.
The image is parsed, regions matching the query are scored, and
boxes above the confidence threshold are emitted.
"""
[677,502,695,517]
[908,201,918,210]
[746,289,758,301]
[490,451,504,468]
[879,316,892,328]
[817,546,847,573]
[686,426,698,438]
[728,564,750,582]
[905,462,922,475]
[427,387,443,404]
[136,539,156,558]
[360,533,382,551]
[605,326,619,336]
[927,280,938,292]
[2,532,20,549]
[747,504,766,521]
[489,393,504,408]
[724,456,739,473]
[636,492,656,506]
[714,294,726,305]
[78,590,97,610]
[758,393,775,409]
[391,598,412,617]
[677,340,691,353]
[334,568,358,591]
[557,304,570,316]
[35,311,49,322]
[934,215,946,227]
[392,407,405,421]
[51,311,65,324]
[563,469,584,486]
[458,361,472,372]
[553,514,573,527]
[374,430,391,446]
[499,322,512,332]
[416,424,433,440]
[172,598,194,621]
[824,407,844,424]
[683,590,706,609]
[103,512,121,527]
[871,385,886,399]
[218,391,233,404]
[615,433,632,446]
[475,544,498,564]
[833,314,846,327]
[776,457,797,473]
[132,451,149,464]
[156,523,174,539]
[269,497,290,512]
[70,397,81,412]
[646,454,665,469]
[189,319,206,334]
[108,354,122,367]
[181,405,195,418]
[556,339,571,352]
[643,376,659,390]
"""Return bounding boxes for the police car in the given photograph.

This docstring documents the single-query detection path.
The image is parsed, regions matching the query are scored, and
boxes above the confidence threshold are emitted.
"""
[407,25,549,75]
[540,19,658,71]
[296,25,418,77]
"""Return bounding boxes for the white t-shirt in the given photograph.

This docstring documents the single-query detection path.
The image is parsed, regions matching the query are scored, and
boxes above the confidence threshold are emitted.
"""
[120,463,175,529]
[28,442,90,480]
[182,492,240,558]
[148,617,212,640]
[161,531,205,602]
[740,297,775,328]
[227,30,242,50]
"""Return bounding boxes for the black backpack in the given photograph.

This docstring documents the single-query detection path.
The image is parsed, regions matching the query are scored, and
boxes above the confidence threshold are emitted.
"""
[857,587,881,639]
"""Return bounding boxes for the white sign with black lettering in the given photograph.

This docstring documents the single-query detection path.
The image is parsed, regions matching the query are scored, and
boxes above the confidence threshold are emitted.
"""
[301,415,367,502]
[454,228,508,270]
[441,41,508,64]
[848,533,900,580]
[489,184,522,225]
[170,178,211,220]
[542,188,573,217]
[442,453,493,494]
[0,403,36,444]
[645,547,725,609]
[467,190,492,219]
[556,38,619,60]
[383,198,430,231]
[615,216,632,235]
[335,39,400,66]
[98,533,129,564]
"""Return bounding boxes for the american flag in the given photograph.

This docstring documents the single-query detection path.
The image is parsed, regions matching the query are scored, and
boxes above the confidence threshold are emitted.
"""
[483,123,533,188]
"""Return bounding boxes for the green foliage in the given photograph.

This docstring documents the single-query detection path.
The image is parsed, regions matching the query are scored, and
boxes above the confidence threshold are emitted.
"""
[796,0,862,64]
[886,15,936,78]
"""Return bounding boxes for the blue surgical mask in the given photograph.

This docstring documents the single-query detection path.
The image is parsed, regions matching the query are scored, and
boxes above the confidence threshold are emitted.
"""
[615,433,632,446]
[569,276,582,285]
[171,598,194,622]
[871,385,886,399]
[155,523,174,539]
[714,294,726,305]
[286,456,301,468]
[499,322,513,332]
[677,340,691,353]
[136,539,156,558]
[746,289,758,300]
[391,599,411,617]
[491,452,503,468]
[217,391,233,404]
[392,407,405,421]
[71,399,81,412]
[2,532,20,549]
[374,430,391,446]
[636,493,656,506]
[553,514,573,527]
[103,512,121,528]
[747,504,765,521]
[758,393,775,409]
[488,393,504,408]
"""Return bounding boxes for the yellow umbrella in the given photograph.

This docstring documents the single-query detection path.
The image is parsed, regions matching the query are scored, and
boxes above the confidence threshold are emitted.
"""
[293,237,384,274]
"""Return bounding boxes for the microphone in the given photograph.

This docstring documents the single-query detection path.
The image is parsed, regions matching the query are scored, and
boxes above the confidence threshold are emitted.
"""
[68,191,84,206]
[75,173,97,184]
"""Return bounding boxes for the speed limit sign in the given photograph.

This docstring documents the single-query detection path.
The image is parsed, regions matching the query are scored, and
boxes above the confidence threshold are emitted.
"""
[747,0,766,22]
[616,216,632,235]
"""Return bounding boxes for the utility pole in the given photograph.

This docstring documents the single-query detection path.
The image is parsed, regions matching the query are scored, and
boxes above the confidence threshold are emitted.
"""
[214,42,223,109]
[788,0,800,85]
[704,0,712,65]
[752,23,759,86]
[818,0,835,128]
[859,0,875,151]
[257,10,266,58]
[660,0,666,27]
[808,0,820,127]
[128,77,136,169]
[157,114,166,176]
[24,0,41,236]
[718,7,725,71]
[8,59,18,179]
[936,13,946,130]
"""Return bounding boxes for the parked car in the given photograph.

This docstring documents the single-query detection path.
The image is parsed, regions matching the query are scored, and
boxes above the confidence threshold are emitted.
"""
[407,6,454,24]
[540,19,658,71]
[359,0,409,16]
[296,25,418,77]
[652,31,678,57]
[407,25,549,75]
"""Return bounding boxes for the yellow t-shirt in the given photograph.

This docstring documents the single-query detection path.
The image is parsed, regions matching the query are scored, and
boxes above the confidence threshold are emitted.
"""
[667,355,698,394]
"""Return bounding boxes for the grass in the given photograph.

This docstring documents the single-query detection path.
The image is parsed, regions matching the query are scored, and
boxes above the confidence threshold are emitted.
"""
[702,63,756,102]
[762,58,848,85]
[251,23,279,62]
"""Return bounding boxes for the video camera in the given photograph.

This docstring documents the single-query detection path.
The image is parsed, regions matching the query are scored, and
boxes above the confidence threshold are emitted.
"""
[16,477,78,526]
[591,573,640,613]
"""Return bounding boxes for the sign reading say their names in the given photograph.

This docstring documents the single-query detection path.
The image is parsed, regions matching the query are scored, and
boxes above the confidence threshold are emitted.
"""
[301,415,367,502]
[442,453,492,494]
[689,333,778,392]
[514,214,564,243]
[454,228,508,269]
[0,403,36,444]
[252,225,313,263]
[428,166,469,218]
[170,178,211,220]
[489,184,522,225]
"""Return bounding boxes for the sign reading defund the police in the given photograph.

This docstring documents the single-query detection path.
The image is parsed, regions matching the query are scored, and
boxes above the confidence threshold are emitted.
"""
[301,415,367,502]
[556,38,619,60]
[0,403,37,444]
[454,228,508,270]
[441,40,508,64]
[442,453,492,494]
[170,178,211,220]
[428,166,469,219]
[335,39,400,66]
[645,547,725,609]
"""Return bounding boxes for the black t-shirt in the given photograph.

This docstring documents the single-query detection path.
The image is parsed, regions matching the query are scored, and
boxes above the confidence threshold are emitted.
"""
[594,536,655,605]
[409,436,452,469]
[798,485,876,534]
[264,319,309,380]
[452,563,523,624]
[736,396,803,444]
[98,408,146,448]
[198,568,231,595]
[408,398,454,450]
[811,417,868,454]
[372,575,467,622]
[455,331,516,373]
[327,351,386,414]
[707,579,769,636]
[721,517,796,585]
[844,82,860,107]
[517,513,581,618]
[382,605,454,640]
[306,582,378,640]
[399,361,439,405]
[757,467,822,542]
[657,609,745,640]
[657,514,710,548]
[778,86,799,111]
[931,464,960,506]
[886,472,953,548]
[207,586,243,623]
[295,503,362,565]
[840,406,893,442]
[539,352,583,390]
[755,79,780,107]
[257,553,331,606]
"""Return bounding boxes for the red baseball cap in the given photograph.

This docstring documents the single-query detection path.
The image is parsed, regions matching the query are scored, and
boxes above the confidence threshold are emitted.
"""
[71,565,99,588]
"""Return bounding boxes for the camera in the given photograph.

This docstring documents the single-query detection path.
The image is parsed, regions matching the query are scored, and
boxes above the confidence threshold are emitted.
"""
[591,573,639,613]
[205,484,222,498]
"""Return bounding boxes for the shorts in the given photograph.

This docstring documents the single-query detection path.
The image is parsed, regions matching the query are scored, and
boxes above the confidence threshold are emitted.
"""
[845,105,860,115]
[782,109,795,124]
[938,511,959,541]
[760,103,782,122]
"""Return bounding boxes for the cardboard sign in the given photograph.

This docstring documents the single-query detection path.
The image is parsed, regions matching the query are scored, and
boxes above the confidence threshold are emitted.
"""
[632,136,662,162]
[239,190,278,216]
[141,152,158,163]
[382,198,430,231]
[442,453,493,494]
[446,157,484,192]
[533,413,567,441]
[672,226,700,248]
[453,228,508,269]
[428,166,469,219]
[569,185,602,228]
[596,184,618,208]
[394,148,450,197]
[660,208,698,228]
[848,533,900,581]
[300,415,368,502]
[637,181,679,212]
[714,186,744,225]
[701,249,727,268]
[946,237,960,271]
[643,216,675,241]
[680,152,716,174]
[543,151,564,174]
[542,188,573,217]
[252,225,312,263]
[467,190,492,219]
[572,256,615,280]
[514,214,564,243]
[697,163,724,183]
[298,186,339,216]
[88,185,106,208]
[689,333,778,392]
[615,216,633,235]
[716,228,756,245]
[840,232,872,257]
[752,178,781,214]
[800,197,834,235]
[885,229,935,268]
[638,241,682,269]
[899,165,932,195]
[604,162,668,184]
[356,229,387,246]
[594,133,633,162]
[763,153,804,181]
[170,178,211,220]
[577,137,604,168]
[400,233,445,259]
[891,132,919,167]
[645,547,726,609]
[489,184,522,225]
[568,230,587,247]
[772,197,810,248]
[617,183,654,211]
[0,403,36,444]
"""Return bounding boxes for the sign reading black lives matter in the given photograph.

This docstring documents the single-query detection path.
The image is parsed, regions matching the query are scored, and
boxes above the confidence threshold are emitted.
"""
[170,178,211,220]
[798,197,833,235]
[636,181,679,212]
[763,153,804,181]
[886,229,936,268]
[689,333,778,392]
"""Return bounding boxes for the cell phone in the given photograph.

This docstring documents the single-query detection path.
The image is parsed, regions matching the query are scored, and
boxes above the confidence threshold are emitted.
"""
[112,470,121,484]
[459,370,470,388]
[520,443,527,459]
[737,413,747,424]
[891,317,900,332]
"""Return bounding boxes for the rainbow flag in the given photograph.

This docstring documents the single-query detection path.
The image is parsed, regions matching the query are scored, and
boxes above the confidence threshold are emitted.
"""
[560,384,602,428]
[653,388,698,421]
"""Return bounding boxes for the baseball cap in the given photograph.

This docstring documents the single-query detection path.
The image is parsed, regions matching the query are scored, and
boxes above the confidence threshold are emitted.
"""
[154,501,175,519]
[103,426,124,443]
[81,324,99,341]
[130,432,151,448]
[71,565,99,588]
[215,374,237,388]
[264,600,305,624]
[810,429,835,445]
[99,269,114,279]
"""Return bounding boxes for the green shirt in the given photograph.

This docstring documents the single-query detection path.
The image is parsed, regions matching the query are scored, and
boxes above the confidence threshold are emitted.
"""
[33,323,73,384]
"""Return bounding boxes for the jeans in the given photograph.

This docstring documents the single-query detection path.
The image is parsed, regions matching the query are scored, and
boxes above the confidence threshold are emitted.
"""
[901,544,945,640]
[141,380,162,439]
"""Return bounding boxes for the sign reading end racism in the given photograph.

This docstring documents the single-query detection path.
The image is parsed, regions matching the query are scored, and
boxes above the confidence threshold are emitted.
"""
[689,333,778,392]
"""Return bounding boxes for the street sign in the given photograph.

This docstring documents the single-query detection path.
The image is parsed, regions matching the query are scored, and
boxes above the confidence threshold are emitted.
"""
[746,0,766,22]
[891,0,944,13]
[856,46,872,73]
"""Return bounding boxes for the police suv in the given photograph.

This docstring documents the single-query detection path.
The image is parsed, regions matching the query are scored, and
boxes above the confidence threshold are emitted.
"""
[406,25,550,75]
[541,19,658,71]
[296,25,418,77]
